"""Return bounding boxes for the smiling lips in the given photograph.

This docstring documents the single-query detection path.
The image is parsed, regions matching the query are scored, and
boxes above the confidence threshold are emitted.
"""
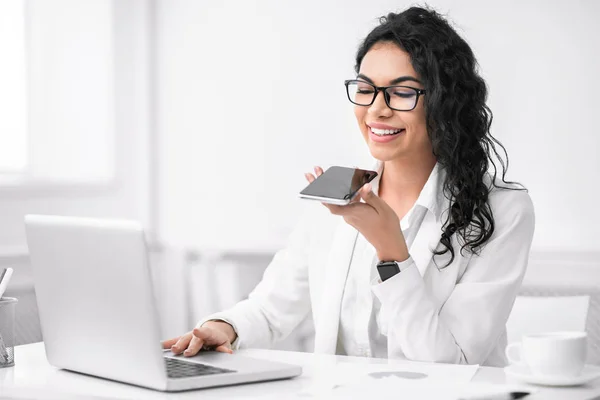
[368,125,406,143]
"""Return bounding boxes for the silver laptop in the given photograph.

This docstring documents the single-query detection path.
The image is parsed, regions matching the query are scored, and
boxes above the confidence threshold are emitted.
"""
[24,214,302,392]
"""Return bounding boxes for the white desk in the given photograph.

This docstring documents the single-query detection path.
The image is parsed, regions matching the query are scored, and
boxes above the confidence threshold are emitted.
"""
[1,343,600,399]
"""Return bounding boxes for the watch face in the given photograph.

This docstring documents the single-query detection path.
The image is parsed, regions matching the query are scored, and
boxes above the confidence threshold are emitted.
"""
[377,262,400,282]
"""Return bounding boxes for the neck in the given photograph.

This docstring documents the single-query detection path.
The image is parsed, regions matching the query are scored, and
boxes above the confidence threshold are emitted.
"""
[380,153,437,202]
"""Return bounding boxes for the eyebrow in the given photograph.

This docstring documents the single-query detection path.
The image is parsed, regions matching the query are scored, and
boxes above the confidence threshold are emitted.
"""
[357,73,422,85]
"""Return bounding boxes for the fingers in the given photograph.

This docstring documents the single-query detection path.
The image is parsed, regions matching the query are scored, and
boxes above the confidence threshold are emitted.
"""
[170,332,193,355]
[305,166,324,183]
[324,203,342,214]
[183,335,204,357]
[192,327,232,354]
[215,344,233,354]
[326,202,364,215]
[167,327,233,357]
[162,336,180,349]
[304,173,316,183]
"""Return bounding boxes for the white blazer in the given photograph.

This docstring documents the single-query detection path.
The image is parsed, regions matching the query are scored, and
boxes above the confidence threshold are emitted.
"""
[201,165,535,367]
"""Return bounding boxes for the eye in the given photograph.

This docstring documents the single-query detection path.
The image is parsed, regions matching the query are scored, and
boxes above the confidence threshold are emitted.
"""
[391,89,416,98]
[388,86,417,99]
[356,85,375,94]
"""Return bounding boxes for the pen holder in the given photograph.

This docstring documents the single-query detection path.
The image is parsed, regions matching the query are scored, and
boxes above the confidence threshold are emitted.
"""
[0,297,17,368]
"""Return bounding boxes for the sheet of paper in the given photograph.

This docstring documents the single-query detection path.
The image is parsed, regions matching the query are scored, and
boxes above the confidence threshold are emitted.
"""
[289,380,537,400]
[256,359,538,400]
[298,360,480,398]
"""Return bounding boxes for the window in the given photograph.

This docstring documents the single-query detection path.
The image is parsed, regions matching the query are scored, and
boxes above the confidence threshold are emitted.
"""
[0,0,115,185]
[0,0,27,173]
[0,0,151,253]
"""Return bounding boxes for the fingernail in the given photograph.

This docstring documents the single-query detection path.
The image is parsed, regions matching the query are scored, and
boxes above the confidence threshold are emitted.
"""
[364,183,372,192]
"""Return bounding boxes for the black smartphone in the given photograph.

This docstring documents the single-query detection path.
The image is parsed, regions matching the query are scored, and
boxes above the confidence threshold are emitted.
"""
[298,166,378,205]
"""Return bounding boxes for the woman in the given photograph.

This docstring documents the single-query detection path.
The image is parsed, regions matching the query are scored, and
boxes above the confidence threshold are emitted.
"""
[162,6,534,366]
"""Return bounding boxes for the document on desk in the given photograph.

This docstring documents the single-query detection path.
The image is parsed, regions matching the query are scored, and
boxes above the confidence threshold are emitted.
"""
[297,360,481,399]
[294,380,536,400]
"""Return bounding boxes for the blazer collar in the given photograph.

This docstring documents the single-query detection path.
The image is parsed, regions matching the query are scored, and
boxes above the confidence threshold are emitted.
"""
[410,211,443,276]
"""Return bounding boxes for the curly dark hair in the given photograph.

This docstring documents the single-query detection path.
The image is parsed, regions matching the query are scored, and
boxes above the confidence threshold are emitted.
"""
[355,6,525,267]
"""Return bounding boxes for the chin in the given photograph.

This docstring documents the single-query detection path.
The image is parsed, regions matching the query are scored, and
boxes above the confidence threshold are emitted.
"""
[363,129,411,162]
[368,145,400,162]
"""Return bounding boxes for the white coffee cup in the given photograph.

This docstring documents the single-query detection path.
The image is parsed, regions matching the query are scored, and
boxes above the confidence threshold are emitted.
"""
[505,331,587,377]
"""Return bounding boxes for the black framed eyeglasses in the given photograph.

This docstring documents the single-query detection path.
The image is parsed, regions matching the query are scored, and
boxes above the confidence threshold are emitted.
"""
[344,79,426,111]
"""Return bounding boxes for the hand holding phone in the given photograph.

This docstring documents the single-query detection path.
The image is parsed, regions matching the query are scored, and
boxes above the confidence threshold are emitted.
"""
[299,166,378,205]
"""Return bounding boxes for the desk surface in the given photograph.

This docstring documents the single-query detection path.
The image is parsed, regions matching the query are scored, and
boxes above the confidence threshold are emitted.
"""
[1,343,599,399]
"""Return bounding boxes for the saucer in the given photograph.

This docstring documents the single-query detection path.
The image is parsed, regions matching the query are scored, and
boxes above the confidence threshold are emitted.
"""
[504,364,600,387]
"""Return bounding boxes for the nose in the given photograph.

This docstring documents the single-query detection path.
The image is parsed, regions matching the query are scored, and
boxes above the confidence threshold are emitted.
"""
[368,89,393,118]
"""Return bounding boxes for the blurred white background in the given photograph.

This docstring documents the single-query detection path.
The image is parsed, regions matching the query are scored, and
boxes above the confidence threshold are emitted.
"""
[1,0,599,352]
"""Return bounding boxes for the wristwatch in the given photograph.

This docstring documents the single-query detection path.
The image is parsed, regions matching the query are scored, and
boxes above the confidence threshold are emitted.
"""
[376,260,402,282]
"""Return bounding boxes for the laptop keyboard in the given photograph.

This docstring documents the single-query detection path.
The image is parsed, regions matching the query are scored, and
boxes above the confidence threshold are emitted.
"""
[164,357,236,379]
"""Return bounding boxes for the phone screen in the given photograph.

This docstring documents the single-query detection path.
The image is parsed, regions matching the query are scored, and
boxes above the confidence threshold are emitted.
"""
[300,166,378,201]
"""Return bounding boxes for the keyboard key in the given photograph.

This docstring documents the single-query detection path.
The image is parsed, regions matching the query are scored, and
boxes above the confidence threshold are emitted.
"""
[164,357,236,379]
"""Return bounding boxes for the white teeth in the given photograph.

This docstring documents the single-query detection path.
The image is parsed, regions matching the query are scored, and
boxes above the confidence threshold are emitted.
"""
[370,127,402,135]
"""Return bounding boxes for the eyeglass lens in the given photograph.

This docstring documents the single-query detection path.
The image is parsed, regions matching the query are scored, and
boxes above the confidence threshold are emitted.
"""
[346,81,418,111]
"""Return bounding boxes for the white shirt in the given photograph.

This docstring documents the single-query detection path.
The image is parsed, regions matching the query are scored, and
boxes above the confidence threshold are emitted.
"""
[200,160,535,367]
[338,162,437,358]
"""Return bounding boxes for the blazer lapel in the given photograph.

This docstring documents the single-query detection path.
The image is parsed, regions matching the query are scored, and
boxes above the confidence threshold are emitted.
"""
[409,210,443,277]
[313,219,358,354]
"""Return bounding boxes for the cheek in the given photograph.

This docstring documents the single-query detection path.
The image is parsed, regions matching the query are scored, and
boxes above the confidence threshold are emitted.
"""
[354,106,367,125]
[354,107,369,138]
[407,108,428,137]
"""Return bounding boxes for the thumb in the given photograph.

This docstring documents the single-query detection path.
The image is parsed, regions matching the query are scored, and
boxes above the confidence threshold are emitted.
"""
[359,183,384,212]
[215,344,233,354]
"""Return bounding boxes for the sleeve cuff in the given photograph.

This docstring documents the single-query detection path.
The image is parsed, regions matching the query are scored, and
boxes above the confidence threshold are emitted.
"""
[395,256,415,271]
[196,315,242,350]
[371,257,423,303]
[371,256,415,286]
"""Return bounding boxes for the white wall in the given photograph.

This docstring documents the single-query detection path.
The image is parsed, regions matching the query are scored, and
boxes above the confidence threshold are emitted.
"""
[448,0,600,251]
[156,0,371,253]
[156,0,600,254]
